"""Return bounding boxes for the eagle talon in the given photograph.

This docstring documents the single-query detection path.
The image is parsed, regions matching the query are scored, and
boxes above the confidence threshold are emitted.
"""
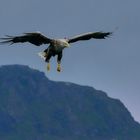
[47,63,50,71]
[57,64,61,72]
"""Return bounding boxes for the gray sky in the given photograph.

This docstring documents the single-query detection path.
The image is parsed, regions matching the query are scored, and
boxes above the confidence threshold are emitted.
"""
[0,0,140,122]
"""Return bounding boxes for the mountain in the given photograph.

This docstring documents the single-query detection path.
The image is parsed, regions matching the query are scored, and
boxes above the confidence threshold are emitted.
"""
[0,65,140,140]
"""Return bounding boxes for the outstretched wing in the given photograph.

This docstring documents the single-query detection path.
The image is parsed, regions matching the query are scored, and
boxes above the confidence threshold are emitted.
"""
[68,32,112,43]
[0,32,52,46]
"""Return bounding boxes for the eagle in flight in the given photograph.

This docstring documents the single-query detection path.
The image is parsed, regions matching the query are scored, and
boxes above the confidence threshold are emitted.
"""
[0,31,112,72]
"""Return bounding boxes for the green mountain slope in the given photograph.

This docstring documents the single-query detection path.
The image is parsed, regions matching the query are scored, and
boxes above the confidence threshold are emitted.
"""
[0,65,140,140]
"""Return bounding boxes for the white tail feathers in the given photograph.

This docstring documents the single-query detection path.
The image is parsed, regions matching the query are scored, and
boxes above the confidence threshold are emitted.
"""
[38,52,46,60]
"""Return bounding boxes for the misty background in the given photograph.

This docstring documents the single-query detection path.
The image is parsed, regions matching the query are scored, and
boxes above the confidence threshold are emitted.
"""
[0,0,139,122]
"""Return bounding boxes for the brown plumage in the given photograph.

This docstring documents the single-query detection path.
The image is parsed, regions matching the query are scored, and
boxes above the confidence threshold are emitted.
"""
[68,32,111,43]
[0,31,112,72]
[0,32,51,46]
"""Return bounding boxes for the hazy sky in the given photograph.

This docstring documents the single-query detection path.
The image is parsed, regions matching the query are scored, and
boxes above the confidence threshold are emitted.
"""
[0,0,140,122]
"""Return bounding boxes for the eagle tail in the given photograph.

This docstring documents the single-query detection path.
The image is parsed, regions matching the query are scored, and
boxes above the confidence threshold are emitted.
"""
[38,52,46,60]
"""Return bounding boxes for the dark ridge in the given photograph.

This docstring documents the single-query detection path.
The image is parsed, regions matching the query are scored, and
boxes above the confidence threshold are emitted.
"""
[0,64,140,140]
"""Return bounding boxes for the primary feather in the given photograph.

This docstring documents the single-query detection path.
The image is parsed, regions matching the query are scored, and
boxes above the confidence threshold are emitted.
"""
[68,32,112,43]
[0,32,52,46]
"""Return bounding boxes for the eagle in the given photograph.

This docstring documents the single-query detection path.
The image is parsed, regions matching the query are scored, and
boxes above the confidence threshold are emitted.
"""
[0,31,112,72]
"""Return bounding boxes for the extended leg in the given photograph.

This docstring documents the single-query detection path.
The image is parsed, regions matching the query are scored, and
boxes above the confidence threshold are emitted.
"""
[44,50,52,71]
[44,48,50,58]
[57,51,63,72]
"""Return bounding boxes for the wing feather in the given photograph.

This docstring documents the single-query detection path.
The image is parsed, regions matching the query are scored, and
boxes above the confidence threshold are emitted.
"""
[0,32,52,46]
[68,32,112,43]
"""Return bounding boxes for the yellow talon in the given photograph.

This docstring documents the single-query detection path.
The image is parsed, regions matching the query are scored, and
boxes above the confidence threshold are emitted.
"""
[47,63,50,71]
[57,64,61,72]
